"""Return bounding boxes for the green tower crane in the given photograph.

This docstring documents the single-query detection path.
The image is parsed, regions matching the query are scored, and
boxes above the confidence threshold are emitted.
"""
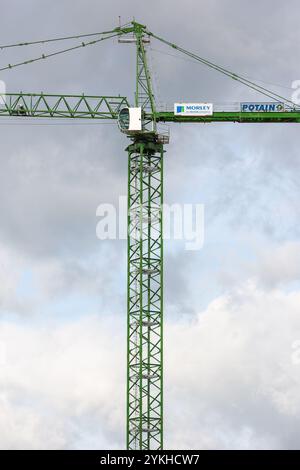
[0,20,300,451]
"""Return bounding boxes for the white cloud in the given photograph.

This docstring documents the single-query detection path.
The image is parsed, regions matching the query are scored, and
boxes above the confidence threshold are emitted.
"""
[166,282,300,449]
[0,315,125,449]
[0,393,68,450]
[0,282,299,449]
[253,241,300,288]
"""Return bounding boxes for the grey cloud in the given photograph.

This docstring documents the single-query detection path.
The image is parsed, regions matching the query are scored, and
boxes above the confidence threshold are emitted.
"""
[0,0,300,449]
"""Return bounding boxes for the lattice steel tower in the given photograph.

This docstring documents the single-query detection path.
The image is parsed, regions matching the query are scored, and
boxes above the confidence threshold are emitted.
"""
[122,22,166,450]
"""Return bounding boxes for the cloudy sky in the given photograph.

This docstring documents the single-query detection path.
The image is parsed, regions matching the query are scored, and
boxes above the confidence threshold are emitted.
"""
[0,0,300,450]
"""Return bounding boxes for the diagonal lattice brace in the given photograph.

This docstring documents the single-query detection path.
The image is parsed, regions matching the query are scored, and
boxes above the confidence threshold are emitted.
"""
[126,139,164,450]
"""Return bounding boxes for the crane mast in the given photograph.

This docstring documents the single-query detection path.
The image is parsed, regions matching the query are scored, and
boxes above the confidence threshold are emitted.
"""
[125,22,164,450]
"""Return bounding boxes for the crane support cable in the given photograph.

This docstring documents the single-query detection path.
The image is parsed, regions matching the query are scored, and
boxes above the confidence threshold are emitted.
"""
[150,47,294,91]
[149,31,297,108]
[0,32,121,73]
[0,29,120,50]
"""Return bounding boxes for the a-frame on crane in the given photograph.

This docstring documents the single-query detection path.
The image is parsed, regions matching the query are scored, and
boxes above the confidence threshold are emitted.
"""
[0,20,300,451]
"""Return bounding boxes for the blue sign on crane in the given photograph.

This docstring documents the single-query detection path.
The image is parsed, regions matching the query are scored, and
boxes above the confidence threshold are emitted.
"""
[241,102,285,112]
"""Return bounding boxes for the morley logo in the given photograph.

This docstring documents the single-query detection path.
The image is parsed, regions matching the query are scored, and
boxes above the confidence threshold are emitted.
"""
[174,102,213,116]
[176,105,185,113]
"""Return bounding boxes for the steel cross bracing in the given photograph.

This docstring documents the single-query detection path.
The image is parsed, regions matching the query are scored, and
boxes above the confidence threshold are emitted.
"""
[126,140,163,450]
[2,92,300,123]
[134,22,156,132]
[0,93,129,119]
[126,22,164,451]
[1,19,300,452]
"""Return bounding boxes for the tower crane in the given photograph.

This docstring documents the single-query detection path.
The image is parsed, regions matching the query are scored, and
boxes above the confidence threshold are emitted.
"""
[0,20,299,451]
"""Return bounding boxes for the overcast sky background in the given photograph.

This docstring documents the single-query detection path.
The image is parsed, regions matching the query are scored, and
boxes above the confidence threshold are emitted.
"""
[0,0,300,449]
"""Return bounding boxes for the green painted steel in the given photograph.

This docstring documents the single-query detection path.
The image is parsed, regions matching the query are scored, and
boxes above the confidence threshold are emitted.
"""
[126,22,164,451]
[0,93,129,119]
[154,110,300,123]
[126,140,164,450]
[2,93,300,124]
[133,21,156,132]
